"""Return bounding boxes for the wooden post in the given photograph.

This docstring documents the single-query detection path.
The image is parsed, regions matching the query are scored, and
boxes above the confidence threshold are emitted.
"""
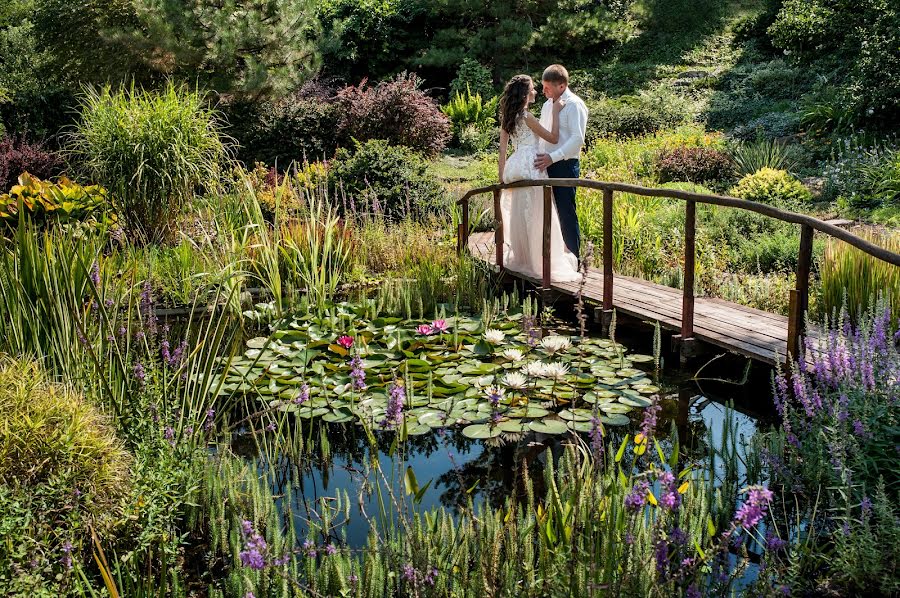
[542,186,552,290]
[787,224,814,360]
[681,199,696,340]
[602,188,614,310]
[494,189,503,269]
[458,198,469,255]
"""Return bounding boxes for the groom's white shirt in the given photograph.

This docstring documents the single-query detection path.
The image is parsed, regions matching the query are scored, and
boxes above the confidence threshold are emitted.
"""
[539,88,588,164]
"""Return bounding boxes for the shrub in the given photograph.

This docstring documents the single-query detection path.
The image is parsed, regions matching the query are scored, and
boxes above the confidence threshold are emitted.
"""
[822,137,900,210]
[441,87,499,152]
[0,135,62,192]
[729,168,811,206]
[0,358,130,594]
[730,138,802,176]
[0,172,112,227]
[328,139,446,221]
[449,58,495,100]
[222,83,342,168]
[654,146,734,184]
[68,82,229,242]
[730,228,825,274]
[336,73,451,157]
[730,111,801,141]
[585,86,694,141]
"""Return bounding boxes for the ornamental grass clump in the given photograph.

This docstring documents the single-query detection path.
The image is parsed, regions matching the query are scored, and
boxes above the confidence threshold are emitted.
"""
[68,82,229,242]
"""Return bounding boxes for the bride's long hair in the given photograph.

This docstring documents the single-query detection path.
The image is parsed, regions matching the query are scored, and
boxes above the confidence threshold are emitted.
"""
[499,75,532,138]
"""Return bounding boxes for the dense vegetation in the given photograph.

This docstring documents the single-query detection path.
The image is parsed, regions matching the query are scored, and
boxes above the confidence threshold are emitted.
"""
[0,0,897,595]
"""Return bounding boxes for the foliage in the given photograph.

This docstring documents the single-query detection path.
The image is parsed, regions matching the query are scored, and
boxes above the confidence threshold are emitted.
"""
[0,172,111,228]
[822,137,900,211]
[336,73,451,157]
[531,0,634,59]
[34,0,322,97]
[68,82,229,242]
[729,228,823,275]
[729,168,811,207]
[730,111,801,142]
[729,139,801,177]
[820,227,900,327]
[222,84,342,167]
[585,86,695,140]
[448,58,494,101]
[441,87,499,152]
[328,139,447,221]
[0,88,79,145]
[0,136,62,193]
[654,146,734,185]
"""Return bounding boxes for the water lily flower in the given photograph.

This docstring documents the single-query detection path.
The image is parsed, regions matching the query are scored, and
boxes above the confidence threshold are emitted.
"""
[485,385,505,405]
[336,335,354,349]
[431,319,449,333]
[521,361,548,378]
[501,348,524,362]
[503,372,528,389]
[416,324,433,335]
[540,335,571,354]
[541,362,570,380]
[484,329,505,344]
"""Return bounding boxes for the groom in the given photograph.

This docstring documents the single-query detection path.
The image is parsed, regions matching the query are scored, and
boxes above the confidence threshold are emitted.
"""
[533,64,588,260]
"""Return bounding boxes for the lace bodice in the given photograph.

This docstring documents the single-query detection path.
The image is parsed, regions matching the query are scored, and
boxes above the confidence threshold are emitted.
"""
[510,113,538,149]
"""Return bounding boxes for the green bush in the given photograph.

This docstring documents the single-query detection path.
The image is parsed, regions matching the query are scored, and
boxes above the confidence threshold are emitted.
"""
[0,358,130,595]
[586,86,693,140]
[449,58,495,101]
[730,111,801,142]
[729,138,802,176]
[441,87,499,152]
[0,172,112,228]
[223,85,342,167]
[328,139,446,222]
[729,167,811,206]
[68,82,229,242]
[731,228,825,274]
[823,138,900,210]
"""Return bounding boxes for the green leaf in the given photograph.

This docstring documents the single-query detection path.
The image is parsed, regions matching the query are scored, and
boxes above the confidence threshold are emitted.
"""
[615,435,630,462]
[405,466,419,496]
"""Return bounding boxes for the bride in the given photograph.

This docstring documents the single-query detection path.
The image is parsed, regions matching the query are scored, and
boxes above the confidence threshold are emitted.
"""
[498,75,580,282]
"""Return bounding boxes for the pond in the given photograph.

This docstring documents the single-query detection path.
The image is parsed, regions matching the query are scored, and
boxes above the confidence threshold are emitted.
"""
[220,299,777,551]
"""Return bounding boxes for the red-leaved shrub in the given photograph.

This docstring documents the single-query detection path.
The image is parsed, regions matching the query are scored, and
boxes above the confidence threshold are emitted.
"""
[336,73,451,157]
[655,147,735,184]
[0,136,63,193]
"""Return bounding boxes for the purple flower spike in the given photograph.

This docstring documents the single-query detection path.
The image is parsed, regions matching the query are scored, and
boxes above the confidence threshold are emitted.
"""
[734,485,774,529]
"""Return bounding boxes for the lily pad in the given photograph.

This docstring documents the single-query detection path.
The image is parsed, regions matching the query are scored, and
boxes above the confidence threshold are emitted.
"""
[528,420,570,435]
[462,424,504,439]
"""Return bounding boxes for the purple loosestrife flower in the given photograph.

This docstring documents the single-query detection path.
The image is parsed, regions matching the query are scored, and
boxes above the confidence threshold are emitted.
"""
[164,426,175,447]
[424,566,438,586]
[765,529,786,553]
[139,281,157,336]
[638,398,662,441]
[657,471,682,511]
[589,415,604,461]
[349,573,359,584]
[325,543,337,556]
[89,260,100,287]
[294,383,310,405]
[625,480,650,512]
[205,408,215,431]
[266,422,276,432]
[654,538,669,578]
[670,527,687,545]
[853,419,866,437]
[734,485,774,529]
[133,362,146,386]
[380,381,405,428]
[238,520,268,570]
[402,563,416,582]
[686,585,701,598]
[349,356,366,391]
[861,496,872,516]
[303,540,317,558]
[61,541,73,569]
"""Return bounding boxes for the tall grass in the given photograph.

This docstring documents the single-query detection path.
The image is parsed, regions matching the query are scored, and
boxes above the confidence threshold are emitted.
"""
[67,82,229,242]
[730,138,801,176]
[820,227,900,326]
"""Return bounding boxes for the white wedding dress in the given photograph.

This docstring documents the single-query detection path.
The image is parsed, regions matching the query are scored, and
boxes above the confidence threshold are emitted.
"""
[499,114,580,282]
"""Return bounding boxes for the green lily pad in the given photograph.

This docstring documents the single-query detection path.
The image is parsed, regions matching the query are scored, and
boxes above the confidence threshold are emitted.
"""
[528,420,570,435]
[462,424,504,439]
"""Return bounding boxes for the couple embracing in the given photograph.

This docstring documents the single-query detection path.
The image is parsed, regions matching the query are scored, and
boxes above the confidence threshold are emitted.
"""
[498,64,587,283]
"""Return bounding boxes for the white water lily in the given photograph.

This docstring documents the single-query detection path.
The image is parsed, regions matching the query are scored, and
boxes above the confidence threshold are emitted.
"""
[521,361,548,378]
[540,335,571,354]
[484,329,505,344]
[502,371,528,389]
[484,385,506,400]
[501,348,524,362]
[541,362,570,381]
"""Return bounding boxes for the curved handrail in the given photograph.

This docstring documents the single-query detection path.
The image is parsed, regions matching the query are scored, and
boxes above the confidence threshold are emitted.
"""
[457,178,900,267]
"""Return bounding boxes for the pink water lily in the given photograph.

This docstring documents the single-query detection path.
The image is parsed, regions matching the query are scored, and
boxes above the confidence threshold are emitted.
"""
[336,335,354,349]
[431,319,448,333]
[416,324,433,335]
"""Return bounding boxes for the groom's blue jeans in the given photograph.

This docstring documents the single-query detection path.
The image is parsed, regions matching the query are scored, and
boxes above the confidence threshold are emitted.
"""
[547,159,581,258]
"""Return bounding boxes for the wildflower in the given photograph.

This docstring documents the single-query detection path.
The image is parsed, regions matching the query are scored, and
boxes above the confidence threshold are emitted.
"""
[402,563,416,582]
[541,362,569,381]
[502,371,528,389]
[670,527,687,545]
[266,422,276,432]
[625,480,650,512]
[416,324,433,335]
[501,348,524,362]
[431,319,448,333]
[686,585,701,598]
[853,420,866,437]
[424,566,439,586]
[657,471,681,511]
[349,356,367,391]
[540,335,571,354]
[61,541,73,569]
[765,529,786,553]
[654,538,669,578]
[861,496,872,516]
[734,485,774,529]
[349,573,359,584]
[294,383,310,405]
[89,260,100,287]
[522,314,539,347]
[205,408,215,431]
[336,335,354,349]
[239,520,267,570]
[485,385,505,406]
[325,543,337,556]
[273,554,290,566]
[303,539,317,558]
[589,416,604,461]
[624,531,634,544]
[380,381,405,428]
[484,329,505,344]
[638,398,662,441]
[245,593,256,598]
[133,362,147,386]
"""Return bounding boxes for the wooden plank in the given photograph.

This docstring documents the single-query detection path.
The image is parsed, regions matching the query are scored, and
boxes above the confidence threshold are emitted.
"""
[543,187,552,290]
[788,224,814,359]
[494,190,503,269]
[682,200,696,338]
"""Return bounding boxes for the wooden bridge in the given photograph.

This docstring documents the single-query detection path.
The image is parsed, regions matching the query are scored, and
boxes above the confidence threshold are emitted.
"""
[458,179,900,366]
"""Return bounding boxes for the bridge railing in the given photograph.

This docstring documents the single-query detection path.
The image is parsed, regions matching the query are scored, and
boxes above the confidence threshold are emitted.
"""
[456,178,900,360]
